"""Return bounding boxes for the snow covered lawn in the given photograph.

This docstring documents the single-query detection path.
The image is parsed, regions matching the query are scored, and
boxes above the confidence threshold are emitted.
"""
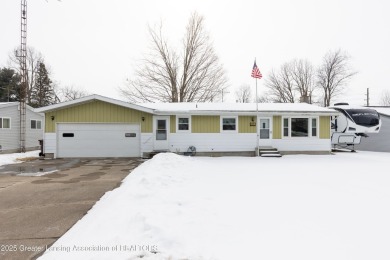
[0,150,39,167]
[40,152,390,260]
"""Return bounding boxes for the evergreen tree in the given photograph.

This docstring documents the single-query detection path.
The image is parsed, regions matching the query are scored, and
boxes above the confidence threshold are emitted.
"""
[30,62,55,107]
[0,67,20,102]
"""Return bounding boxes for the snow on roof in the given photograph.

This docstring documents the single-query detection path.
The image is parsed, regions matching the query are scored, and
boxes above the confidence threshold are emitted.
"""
[139,102,337,114]
[373,107,390,117]
[34,94,336,115]
[331,105,390,117]
[0,102,18,108]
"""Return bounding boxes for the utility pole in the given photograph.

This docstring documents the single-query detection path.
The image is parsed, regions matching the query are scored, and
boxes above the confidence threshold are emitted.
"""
[365,88,370,107]
[19,0,27,153]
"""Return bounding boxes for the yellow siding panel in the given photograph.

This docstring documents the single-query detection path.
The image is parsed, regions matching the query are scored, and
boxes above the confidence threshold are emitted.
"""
[273,116,282,139]
[44,100,153,133]
[192,115,220,133]
[238,116,256,133]
[170,115,176,133]
[319,116,331,139]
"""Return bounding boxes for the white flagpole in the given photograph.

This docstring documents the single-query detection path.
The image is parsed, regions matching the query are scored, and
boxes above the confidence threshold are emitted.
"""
[255,76,259,156]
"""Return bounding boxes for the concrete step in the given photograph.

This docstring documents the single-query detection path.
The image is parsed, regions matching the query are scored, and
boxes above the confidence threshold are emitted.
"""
[259,150,279,153]
[260,153,282,158]
[258,146,282,157]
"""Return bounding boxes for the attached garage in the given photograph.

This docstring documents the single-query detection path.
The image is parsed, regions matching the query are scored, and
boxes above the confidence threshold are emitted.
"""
[57,123,140,158]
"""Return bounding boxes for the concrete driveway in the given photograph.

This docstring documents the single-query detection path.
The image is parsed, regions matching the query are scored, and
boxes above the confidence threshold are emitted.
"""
[0,158,143,260]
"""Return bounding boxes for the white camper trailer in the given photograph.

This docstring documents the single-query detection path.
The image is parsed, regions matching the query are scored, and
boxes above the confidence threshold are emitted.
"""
[330,103,381,151]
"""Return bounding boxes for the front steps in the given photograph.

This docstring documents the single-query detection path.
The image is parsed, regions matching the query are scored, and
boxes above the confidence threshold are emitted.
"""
[258,146,282,158]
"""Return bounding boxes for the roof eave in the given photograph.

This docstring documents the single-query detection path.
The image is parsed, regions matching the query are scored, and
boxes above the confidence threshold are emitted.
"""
[153,110,339,116]
[35,94,154,114]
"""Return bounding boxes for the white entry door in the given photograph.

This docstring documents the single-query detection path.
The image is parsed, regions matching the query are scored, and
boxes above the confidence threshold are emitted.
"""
[259,117,273,146]
[154,116,170,150]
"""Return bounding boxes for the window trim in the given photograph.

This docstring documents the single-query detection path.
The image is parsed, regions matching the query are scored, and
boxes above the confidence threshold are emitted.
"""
[0,117,11,129]
[283,118,289,137]
[176,116,191,133]
[221,116,238,133]
[311,118,318,137]
[282,116,319,138]
[30,119,42,130]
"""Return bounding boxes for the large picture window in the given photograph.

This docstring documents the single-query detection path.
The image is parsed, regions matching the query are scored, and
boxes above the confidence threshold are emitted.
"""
[0,118,11,129]
[283,117,318,138]
[291,118,308,137]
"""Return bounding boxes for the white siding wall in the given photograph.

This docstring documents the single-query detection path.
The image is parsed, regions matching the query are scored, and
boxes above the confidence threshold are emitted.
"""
[43,133,57,156]
[26,109,44,148]
[141,133,154,154]
[167,133,331,153]
[273,138,331,151]
[168,133,257,153]
[0,105,43,152]
[0,105,19,151]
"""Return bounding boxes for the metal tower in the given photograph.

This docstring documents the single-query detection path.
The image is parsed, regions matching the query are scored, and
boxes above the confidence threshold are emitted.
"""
[20,0,27,152]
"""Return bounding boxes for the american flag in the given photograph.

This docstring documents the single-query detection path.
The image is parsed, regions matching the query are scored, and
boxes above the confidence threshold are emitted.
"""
[251,61,262,79]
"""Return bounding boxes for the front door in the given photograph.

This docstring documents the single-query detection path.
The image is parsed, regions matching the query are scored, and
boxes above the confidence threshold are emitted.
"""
[154,116,169,150]
[259,117,272,146]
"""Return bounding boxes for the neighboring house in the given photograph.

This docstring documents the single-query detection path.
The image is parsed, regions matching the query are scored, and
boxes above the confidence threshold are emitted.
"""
[36,95,338,158]
[357,106,390,152]
[0,102,44,153]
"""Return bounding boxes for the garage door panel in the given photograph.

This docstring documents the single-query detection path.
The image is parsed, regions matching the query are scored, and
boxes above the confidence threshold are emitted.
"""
[57,123,140,158]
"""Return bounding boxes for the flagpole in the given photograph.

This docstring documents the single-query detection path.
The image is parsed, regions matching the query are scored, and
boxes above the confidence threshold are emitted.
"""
[255,77,259,157]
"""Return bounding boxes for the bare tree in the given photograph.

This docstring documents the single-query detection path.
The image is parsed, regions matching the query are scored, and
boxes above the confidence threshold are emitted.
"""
[255,95,271,103]
[265,63,296,103]
[235,84,252,103]
[380,90,390,106]
[119,13,227,103]
[58,86,88,102]
[291,59,315,103]
[317,49,357,107]
[8,46,43,104]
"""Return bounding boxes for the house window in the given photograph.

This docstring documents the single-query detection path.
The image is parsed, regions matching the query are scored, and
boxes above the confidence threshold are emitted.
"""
[283,118,289,137]
[31,119,42,129]
[0,118,11,129]
[312,118,317,137]
[177,117,190,131]
[222,117,237,131]
[291,118,308,137]
[156,119,167,140]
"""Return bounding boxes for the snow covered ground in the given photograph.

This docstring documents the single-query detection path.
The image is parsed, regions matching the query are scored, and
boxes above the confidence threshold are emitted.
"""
[0,150,39,167]
[39,152,390,260]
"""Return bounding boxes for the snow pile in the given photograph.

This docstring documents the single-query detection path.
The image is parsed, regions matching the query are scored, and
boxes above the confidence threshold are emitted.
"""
[40,152,390,260]
[0,150,39,167]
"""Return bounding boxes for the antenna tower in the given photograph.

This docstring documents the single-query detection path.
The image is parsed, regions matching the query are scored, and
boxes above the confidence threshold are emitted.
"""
[20,0,27,152]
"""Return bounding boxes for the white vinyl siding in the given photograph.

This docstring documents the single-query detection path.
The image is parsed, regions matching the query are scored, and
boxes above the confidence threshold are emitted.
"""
[0,104,43,152]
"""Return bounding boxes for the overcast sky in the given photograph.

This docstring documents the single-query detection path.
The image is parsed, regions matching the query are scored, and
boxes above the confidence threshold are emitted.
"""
[0,0,389,105]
